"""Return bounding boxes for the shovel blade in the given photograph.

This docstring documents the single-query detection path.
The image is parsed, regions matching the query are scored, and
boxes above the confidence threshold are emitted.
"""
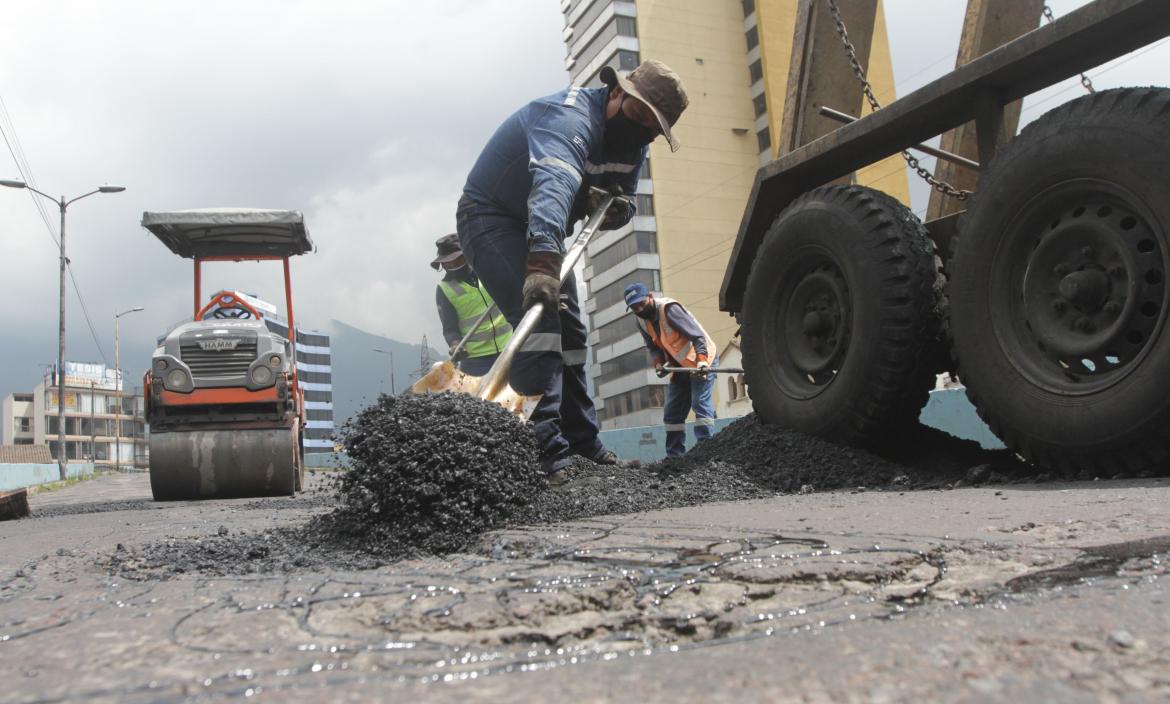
[410,361,542,420]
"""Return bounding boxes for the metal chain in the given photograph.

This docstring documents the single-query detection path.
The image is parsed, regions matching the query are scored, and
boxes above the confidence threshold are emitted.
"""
[1042,5,1096,93]
[825,0,971,200]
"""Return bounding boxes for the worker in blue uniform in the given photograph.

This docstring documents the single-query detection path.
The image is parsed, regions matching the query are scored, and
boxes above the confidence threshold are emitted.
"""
[456,60,689,480]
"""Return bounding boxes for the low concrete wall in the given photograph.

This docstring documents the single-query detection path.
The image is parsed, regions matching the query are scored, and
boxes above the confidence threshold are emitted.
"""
[305,452,351,470]
[0,462,95,492]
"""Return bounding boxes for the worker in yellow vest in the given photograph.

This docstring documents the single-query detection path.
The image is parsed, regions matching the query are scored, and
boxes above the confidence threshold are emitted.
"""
[625,283,717,457]
[433,233,512,376]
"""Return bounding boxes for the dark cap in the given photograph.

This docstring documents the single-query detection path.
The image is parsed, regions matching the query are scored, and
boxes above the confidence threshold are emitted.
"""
[601,59,689,152]
[623,282,650,309]
[430,233,462,270]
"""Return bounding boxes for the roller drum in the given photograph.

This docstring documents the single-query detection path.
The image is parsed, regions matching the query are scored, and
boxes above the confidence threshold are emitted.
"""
[149,426,299,500]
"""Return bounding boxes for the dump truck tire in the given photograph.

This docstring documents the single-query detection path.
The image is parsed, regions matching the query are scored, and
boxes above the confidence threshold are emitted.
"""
[741,185,943,447]
[950,87,1170,474]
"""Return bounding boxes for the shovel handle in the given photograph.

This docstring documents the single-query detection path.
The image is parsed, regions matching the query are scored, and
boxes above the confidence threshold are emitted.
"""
[662,366,745,374]
[476,187,626,400]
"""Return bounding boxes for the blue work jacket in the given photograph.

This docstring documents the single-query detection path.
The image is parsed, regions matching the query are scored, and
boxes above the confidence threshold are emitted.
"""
[463,85,645,254]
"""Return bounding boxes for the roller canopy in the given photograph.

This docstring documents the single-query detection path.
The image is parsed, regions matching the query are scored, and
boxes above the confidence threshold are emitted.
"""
[142,208,313,258]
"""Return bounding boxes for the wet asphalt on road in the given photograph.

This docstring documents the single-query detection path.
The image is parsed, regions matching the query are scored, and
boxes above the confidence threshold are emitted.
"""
[2,472,1170,702]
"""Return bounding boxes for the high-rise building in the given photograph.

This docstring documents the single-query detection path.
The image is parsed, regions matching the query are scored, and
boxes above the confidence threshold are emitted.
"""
[1,362,147,469]
[561,0,906,428]
[230,291,335,455]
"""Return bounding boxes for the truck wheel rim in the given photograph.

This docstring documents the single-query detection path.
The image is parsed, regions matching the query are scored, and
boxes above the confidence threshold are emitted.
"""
[773,249,850,396]
[994,178,1167,394]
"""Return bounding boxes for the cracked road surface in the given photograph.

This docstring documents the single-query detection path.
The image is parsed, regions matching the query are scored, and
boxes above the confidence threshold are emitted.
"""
[3,473,1170,702]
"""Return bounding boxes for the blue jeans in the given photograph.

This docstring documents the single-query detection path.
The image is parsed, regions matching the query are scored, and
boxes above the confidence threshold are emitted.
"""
[456,195,605,471]
[663,363,717,458]
[458,353,498,377]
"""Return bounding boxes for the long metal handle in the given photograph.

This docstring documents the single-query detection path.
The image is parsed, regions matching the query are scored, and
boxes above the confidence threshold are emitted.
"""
[662,366,745,374]
[448,306,494,361]
[476,187,620,400]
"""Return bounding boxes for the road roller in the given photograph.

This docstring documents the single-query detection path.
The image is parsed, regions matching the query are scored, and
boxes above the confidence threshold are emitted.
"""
[141,209,313,500]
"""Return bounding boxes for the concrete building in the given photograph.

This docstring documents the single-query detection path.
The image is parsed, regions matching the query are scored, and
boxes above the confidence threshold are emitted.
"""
[231,291,335,455]
[561,0,907,429]
[2,362,147,469]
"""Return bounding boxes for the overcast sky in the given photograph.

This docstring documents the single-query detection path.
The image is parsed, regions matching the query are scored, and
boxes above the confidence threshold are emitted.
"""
[1,0,1167,403]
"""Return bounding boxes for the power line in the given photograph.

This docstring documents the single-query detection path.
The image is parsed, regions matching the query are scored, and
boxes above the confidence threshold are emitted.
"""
[0,91,111,367]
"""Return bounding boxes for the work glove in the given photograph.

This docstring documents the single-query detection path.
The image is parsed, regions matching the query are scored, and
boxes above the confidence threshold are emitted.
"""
[588,186,634,231]
[447,344,468,362]
[696,360,711,379]
[522,250,562,318]
[654,364,670,379]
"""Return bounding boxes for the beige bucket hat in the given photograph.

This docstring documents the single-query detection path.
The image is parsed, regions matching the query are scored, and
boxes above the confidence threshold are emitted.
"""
[600,59,689,152]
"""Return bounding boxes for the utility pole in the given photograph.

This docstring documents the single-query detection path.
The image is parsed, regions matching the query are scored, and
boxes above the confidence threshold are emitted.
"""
[0,179,125,479]
[114,306,144,472]
[89,380,96,464]
[373,348,396,395]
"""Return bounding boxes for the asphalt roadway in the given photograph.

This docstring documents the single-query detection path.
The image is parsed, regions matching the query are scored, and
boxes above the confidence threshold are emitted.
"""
[2,472,1169,703]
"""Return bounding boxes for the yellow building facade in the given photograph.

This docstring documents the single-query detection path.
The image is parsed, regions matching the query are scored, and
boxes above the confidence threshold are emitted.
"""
[561,0,907,428]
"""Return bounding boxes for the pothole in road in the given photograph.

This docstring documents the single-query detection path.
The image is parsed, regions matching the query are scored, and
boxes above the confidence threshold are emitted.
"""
[158,524,946,672]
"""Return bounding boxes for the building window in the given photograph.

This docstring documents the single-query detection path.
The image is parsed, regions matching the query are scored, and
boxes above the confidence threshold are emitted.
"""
[572,0,616,40]
[573,17,623,71]
[14,393,32,402]
[589,230,658,277]
[14,438,32,445]
[753,92,767,117]
[742,0,755,16]
[595,317,640,347]
[745,26,759,51]
[757,126,771,153]
[600,348,654,379]
[748,58,763,84]
[16,417,30,433]
[635,194,654,216]
[616,16,637,37]
[639,159,651,179]
[304,389,333,402]
[592,268,661,311]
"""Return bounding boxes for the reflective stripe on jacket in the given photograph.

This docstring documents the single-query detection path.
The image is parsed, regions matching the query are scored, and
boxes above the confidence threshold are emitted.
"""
[637,296,716,368]
[438,279,512,358]
[462,85,644,255]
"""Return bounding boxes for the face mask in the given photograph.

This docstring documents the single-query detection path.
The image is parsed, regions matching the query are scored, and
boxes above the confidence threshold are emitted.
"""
[605,97,656,153]
[634,305,656,320]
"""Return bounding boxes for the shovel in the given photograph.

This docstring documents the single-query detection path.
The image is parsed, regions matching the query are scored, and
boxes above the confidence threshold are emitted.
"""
[411,187,624,419]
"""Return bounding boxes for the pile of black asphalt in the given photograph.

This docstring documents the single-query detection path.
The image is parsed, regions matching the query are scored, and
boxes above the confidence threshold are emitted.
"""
[107,395,1024,578]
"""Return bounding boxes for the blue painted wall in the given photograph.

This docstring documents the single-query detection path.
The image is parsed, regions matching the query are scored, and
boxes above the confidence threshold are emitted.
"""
[0,463,95,492]
[597,387,1004,462]
[301,388,1004,468]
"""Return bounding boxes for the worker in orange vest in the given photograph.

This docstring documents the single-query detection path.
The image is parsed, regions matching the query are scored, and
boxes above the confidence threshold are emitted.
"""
[624,283,717,457]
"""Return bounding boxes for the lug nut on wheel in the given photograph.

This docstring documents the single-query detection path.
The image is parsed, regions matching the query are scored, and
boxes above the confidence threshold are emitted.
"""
[1052,299,1067,314]
[1109,265,1125,278]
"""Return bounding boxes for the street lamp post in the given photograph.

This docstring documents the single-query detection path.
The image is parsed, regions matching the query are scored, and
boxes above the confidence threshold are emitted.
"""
[373,348,396,396]
[114,306,144,472]
[1,178,125,480]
